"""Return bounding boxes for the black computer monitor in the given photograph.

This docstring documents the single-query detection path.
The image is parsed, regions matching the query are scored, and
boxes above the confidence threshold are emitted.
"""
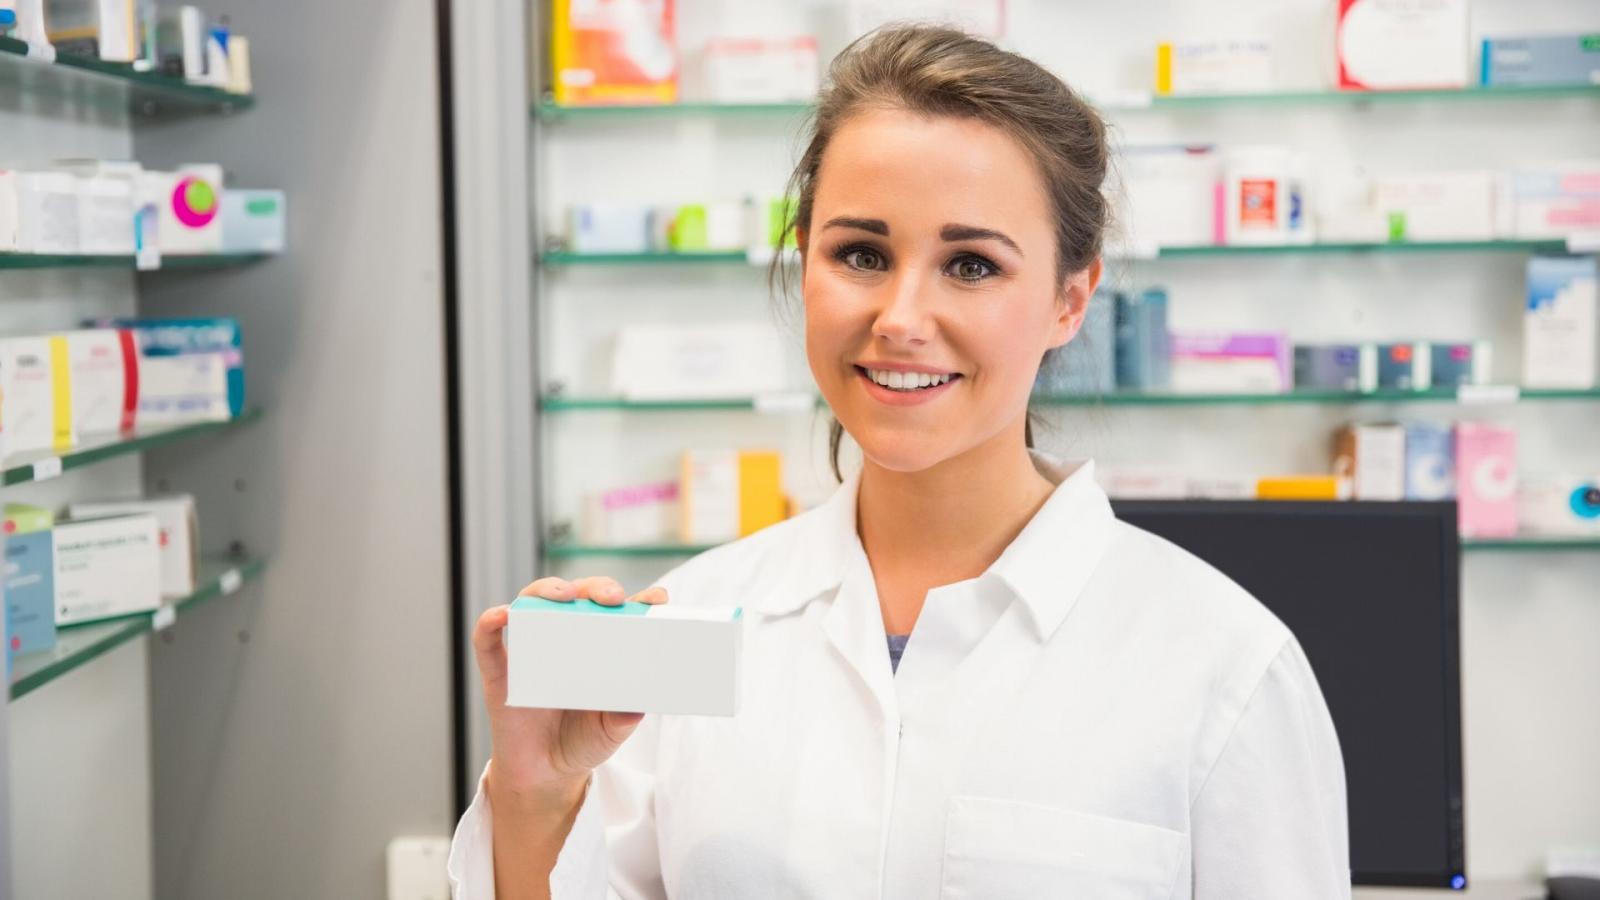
[1111,499,1465,890]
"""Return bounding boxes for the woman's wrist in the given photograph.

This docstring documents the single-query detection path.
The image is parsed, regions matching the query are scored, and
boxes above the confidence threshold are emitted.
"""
[486,763,590,821]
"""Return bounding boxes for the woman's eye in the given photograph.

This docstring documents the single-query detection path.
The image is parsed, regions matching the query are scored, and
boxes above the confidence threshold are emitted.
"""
[947,255,995,281]
[843,247,885,271]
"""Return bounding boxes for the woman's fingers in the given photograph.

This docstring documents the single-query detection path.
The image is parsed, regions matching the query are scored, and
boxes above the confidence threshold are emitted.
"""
[518,576,576,600]
[570,575,626,605]
[471,605,511,681]
[628,586,669,605]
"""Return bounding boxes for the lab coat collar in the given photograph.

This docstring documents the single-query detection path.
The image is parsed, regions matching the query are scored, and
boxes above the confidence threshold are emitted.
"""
[756,452,1117,644]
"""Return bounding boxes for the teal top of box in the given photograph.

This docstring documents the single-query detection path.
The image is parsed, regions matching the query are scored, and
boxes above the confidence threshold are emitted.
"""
[510,597,743,619]
[513,597,651,615]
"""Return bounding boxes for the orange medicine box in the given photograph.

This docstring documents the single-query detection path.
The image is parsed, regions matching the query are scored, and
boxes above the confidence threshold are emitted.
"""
[551,0,677,107]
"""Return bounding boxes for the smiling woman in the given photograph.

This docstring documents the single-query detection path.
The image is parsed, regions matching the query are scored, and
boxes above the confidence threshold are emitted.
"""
[453,24,1350,900]
[770,26,1109,480]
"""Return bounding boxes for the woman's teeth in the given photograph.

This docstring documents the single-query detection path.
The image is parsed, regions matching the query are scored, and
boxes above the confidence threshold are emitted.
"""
[865,368,954,391]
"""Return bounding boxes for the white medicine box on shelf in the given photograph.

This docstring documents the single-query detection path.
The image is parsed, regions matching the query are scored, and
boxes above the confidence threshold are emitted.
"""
[612,323,787,400]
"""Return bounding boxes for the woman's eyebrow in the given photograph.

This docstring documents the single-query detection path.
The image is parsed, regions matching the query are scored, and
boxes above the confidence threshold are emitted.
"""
[821,216,889,235]
[941,223,1023,256]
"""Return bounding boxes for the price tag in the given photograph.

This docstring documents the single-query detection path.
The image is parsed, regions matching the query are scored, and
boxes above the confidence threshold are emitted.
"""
[220,568,244,595]
[753,392,814,415]
[25,42,57,62]
[1457,384,1520,405]
[153,606,177,632]
[1566,233,1600,254]
[32,457,63,481]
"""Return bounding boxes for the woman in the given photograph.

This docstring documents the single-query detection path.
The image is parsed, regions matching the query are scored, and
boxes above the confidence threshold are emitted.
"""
[452,25,1349,900]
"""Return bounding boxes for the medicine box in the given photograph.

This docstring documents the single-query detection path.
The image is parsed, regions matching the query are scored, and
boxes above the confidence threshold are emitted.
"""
[680,450,785,544]
[1378,342,1432,390]
[1337,0,1469,90]
[1430,341,1491,387]
[582,481,679,546]
[0,170,81,254]
[1522,256,1597,389]
[1455,423,1518,539]
[54,160,141,255]
[1481,33,1600,87]
[65,328,135,436]
[1170,332,1291,394]
[0,335,74,455]
[220,189,286,254]
[1518,475,1600,537]
[1334,423,1406,501]
[1038,289,1115,395]
[69,495,197,598]
[550,0,677,106]
[1113,289,1170,390]
[1294,344,1377,393]
[52,514,162,625]
[141,165,223,255]
[4,504,56,659]
[1374,172,1498,242]
[1505,163,1600,239]
[613,322,784,401]
[1156,37,1273,95]
[703,36,818,103]
[1404,422,1456,501]
[99,317,244,420]
[505,597,742,716]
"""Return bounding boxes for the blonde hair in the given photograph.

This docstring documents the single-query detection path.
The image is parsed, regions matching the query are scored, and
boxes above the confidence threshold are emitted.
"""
[775,25,1111,479]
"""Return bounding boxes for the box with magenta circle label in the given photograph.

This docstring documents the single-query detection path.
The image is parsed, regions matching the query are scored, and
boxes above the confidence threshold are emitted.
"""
[505,597,742,717]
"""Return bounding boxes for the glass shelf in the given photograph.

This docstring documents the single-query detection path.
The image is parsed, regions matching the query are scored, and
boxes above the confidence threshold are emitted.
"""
[0,251,271,270]
[541,249,756,267]
[3,406,262,487]
[535,85,1600,122]
[540,239,1577,267]
[544,538,1599,559]
[541,387,1600,414]
[1462,537,1600,552]
[0,34,253,119]
[536,98,811,122]
[9,556,265,701]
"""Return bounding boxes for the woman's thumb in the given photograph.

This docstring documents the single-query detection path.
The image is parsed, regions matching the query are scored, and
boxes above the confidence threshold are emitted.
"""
[601,711,646,742]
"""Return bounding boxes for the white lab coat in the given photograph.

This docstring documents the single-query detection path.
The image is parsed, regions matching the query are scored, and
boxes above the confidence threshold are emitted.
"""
[450,456,1350,899]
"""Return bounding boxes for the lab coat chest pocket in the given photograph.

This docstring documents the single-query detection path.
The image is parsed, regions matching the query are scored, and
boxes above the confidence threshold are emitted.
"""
[939,796,1185,900]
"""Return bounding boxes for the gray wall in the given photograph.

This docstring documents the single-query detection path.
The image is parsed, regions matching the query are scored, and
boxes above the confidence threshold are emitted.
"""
[133,1,454,896]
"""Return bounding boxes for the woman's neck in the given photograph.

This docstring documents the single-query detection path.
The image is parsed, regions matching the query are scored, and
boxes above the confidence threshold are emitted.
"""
[855,429,1056,632]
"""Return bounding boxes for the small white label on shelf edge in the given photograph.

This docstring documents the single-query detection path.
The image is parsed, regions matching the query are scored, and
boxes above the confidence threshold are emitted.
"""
[152,606,177,631]
[25,42,57,62]
[753,392,814,415]
[1566,233,1600,254]
[31,457,63,481]
[220,568,244,595]
[1458,384,1520,405]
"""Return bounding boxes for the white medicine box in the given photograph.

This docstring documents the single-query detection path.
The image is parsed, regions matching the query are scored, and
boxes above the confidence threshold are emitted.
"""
[506,597,743,717]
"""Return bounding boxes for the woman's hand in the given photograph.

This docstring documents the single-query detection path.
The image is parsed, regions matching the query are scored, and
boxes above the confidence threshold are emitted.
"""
[473,576,669,814]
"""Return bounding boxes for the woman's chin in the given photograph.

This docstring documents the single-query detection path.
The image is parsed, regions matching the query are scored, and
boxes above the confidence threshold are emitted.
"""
[854,435,957,475]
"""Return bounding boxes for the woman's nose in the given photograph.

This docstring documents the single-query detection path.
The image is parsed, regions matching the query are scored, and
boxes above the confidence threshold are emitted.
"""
[871,269,933,347]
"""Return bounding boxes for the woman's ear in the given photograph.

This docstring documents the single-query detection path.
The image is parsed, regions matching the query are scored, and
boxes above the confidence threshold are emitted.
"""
[1049,257,1103,350]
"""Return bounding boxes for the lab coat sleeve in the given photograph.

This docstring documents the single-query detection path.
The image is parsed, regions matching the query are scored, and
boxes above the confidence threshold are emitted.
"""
[1190,638,1351,899]
[448,712,667,900]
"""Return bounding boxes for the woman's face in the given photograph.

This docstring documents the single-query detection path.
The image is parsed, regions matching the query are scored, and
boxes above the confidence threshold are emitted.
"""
[801,107,1099,475]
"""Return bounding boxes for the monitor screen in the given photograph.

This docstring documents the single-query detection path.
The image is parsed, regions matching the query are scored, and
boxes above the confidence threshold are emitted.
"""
[1111,500,1465,889]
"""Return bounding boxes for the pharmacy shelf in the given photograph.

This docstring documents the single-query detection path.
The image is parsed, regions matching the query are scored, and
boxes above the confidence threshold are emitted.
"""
[2,407,262,487]
[0,251,271,270]
[1462,537,1600,552]
[536,98,811,122]
[539,239,1576,267]
[1114,83,1600,111]
[540,387,1600,414]
[535,85,1600,122]
[0,35,253,119]
[8,556,266,702]
[543,537,1600,559]
[541,249,756,267]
